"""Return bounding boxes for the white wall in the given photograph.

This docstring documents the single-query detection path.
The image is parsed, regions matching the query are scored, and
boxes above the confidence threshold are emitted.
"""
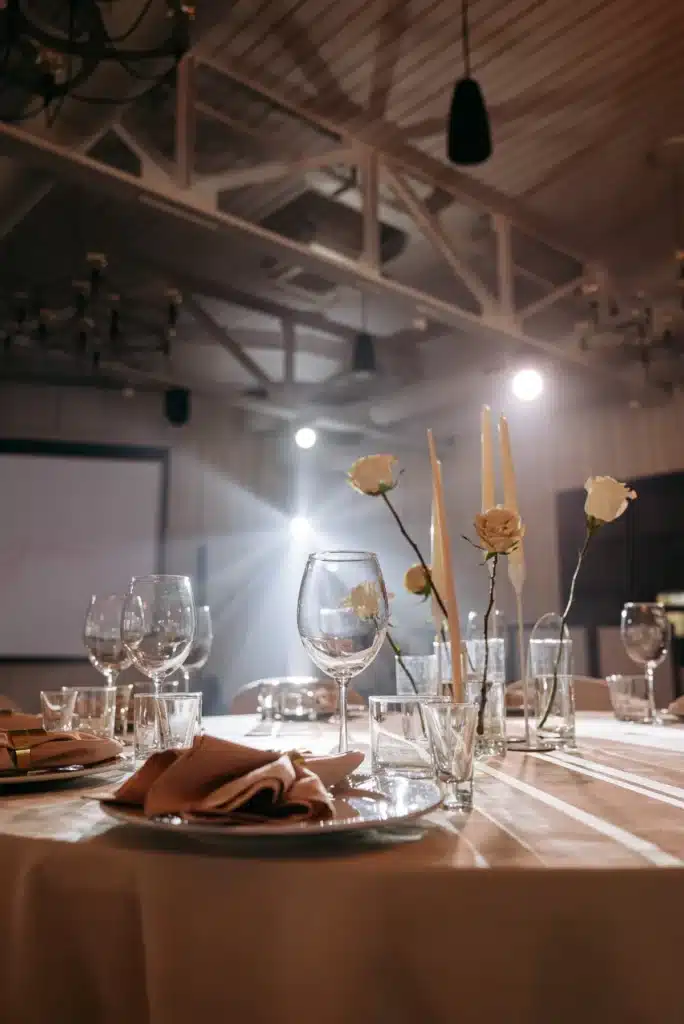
[439,390,684,633]
[3,380,682,710]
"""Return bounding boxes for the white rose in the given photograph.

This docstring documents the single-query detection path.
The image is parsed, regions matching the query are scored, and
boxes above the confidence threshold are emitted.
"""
[584,476,637,524]
[348,454,398,496]
[341,581,381,620]
[474,506,525,554]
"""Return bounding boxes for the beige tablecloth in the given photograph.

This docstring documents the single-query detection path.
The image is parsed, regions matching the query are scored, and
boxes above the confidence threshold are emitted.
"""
[0,713,683,1023]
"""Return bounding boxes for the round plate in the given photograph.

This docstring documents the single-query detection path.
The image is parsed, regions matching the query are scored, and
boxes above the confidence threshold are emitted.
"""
[0,757,128,788]
[100,775,442,838]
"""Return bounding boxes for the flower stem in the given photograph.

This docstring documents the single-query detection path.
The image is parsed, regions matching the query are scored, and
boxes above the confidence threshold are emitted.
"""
[380,491,450,626]
[537,526,593,729]
[386,630,418,694]
[477,554,498,736]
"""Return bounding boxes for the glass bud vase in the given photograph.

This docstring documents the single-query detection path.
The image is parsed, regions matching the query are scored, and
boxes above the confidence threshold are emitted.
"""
[529,612,575,749]
[465,636,507,759]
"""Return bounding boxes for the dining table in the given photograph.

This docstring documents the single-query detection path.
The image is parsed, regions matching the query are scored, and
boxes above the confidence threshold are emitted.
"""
[0,711,683,1024]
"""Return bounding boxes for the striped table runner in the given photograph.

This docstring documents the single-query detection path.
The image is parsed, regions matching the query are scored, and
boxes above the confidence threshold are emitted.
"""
[0,714,681,870]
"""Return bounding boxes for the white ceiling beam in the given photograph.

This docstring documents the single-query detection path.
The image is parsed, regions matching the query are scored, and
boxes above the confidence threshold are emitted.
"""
[282,319,296,385]
[383,161,496,313]
[184,295,272,387]
[518,276,586,321]
[361,147,380,270]
[192,147,356,195]
[0,120,640,389]
[494,214,515,321]
[111,123,176,188]
[197,56,592,269]
[175,55,196,189]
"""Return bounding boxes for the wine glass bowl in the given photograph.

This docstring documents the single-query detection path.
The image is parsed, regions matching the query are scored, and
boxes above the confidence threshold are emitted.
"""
[178,605,213,690]
[297,551,389,753]
[121,575,196,691]
[84,594,133,685]
[620,602,670,724]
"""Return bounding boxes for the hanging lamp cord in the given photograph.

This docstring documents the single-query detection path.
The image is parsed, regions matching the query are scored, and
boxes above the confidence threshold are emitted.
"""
[461,0,472,78]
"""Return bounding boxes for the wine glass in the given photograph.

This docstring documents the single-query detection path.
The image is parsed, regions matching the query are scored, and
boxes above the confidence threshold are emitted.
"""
[84,594,132,685]
[177,605,213,691]
[620,602,670,724]
[297,551,389,753]
[121,575,196,691]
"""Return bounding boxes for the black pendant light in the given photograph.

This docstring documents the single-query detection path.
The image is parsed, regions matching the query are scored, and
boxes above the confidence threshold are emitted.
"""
[351,293,377,378]
[447,0,492,166]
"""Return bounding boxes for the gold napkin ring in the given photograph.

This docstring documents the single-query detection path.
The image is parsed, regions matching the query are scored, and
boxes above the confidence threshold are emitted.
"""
[13,746,32,771]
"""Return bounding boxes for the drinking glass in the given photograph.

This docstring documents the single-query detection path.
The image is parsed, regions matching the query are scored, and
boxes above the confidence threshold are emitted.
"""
[297,551,389,753]
[84,594,132,685]
[156,692,202,749]
[65,686,117,739]
[40,689,78,732]
[620,602,670,724]
[606,675,652,723]
[121,575,196,691]
[114,683,134,741]
[175,604,212,690]
[133,694,162,764]
[424,700,478,811]
[369,696,434,777]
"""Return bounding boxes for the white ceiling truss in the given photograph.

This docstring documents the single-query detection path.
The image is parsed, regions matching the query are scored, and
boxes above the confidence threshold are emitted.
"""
[0,48,657,430]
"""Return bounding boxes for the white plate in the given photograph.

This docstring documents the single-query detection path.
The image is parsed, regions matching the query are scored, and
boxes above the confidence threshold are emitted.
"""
[99,775,442,839]
[0,757,128,788]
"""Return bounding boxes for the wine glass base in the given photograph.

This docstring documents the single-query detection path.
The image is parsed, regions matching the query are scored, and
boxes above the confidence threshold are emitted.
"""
[507,737,554,753]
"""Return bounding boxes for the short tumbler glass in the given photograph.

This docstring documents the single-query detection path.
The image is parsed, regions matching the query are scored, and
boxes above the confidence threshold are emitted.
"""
[424,700,478,811]
[369,696,434,778]
[40,689,78,732]
[65,686,117,739]
[156,692,202,749]
[607,675,653,722]
[133,694,162,764]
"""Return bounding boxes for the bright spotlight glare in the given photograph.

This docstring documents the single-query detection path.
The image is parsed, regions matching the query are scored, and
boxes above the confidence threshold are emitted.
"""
[289,516,311,541]
[512,368,543,401]
[295,426,317,449]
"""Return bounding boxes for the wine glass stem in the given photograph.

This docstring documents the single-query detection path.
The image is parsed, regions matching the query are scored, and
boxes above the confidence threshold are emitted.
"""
[107,669,119,687]
[646,663,657,723]
[337,675,350,754]
[182,669,190,692]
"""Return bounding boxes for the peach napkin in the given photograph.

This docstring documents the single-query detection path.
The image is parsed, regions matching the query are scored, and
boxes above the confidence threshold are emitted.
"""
[0,710,43,732]
[0,731,122,774]
[109,735,364,825]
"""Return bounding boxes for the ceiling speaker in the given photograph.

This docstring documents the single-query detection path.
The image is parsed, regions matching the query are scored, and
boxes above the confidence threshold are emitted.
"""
[164,387,191,427]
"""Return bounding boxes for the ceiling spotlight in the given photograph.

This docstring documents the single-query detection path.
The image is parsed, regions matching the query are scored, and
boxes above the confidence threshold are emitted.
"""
[294,426,317,449]
[512,368,543,402]
[289,516,312,542]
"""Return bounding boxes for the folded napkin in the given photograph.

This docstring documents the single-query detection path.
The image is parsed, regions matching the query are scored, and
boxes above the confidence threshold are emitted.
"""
[0,709,43,732]
[0,730,122,774]
[109,735,364,825]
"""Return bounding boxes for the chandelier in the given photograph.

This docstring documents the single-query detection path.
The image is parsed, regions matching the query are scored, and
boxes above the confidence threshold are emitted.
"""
[575,281,684,385]
[0,0,194,123]
[0,253,183,372]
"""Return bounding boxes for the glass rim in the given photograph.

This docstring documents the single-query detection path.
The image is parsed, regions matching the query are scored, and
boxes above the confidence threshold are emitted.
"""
[133,691,201,701]
[306,550,378,563]
[40,689,77,698]
[622,601,666,611]
[129,574,192,585]
[61,685,116,693]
